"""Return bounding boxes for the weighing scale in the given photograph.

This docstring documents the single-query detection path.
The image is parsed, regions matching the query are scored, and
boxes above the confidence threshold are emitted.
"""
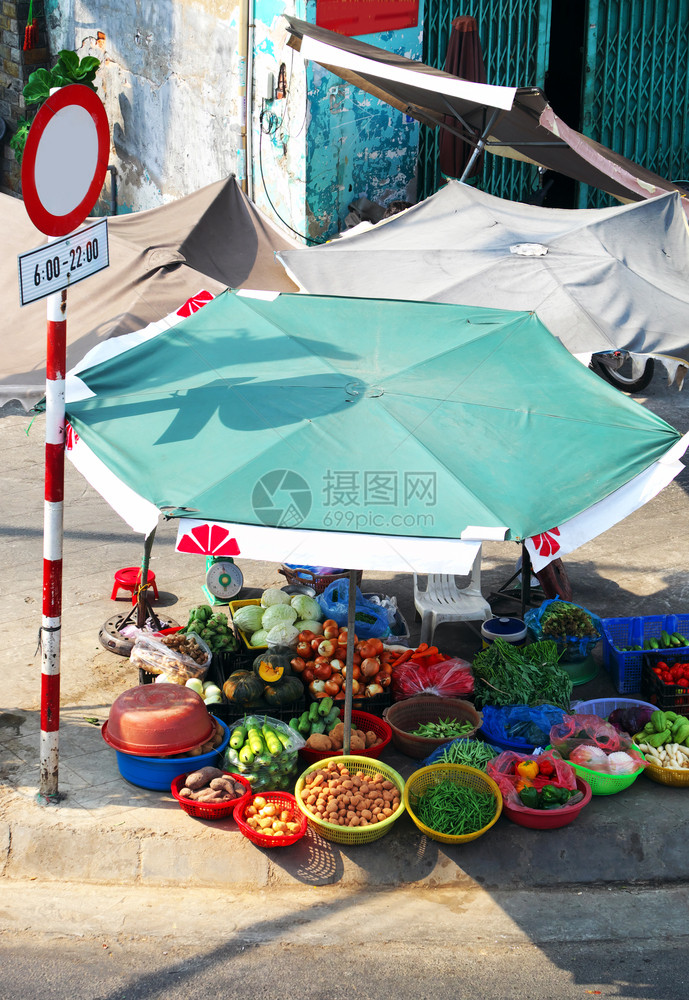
[202,556,244,605]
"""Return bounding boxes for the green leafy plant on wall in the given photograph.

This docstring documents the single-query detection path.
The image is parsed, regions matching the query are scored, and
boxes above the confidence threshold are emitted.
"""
[9,50,100,164]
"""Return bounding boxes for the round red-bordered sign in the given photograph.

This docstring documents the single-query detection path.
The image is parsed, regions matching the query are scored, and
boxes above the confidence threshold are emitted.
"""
[21,84,110,237]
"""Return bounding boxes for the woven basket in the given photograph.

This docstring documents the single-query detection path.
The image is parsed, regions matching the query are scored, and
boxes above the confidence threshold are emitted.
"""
[233,791,308,848]
[298,710,392,765]
[170,771,251,820]
[404,764,502,844]
[294,756,406,844]
[631,738,689,787]
[383,697,482,759]
[546,745,645,795]
[279,566,363,594]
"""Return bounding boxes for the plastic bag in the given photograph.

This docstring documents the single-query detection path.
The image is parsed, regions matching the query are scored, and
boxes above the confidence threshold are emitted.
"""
[392,657,473,700]
[317,579,390,639]
[549,713,633,757]
[524,598,602,660]
[486,750,577,812]
[129,631,211,683]
[481,704,566,747]
[223,715,305,792]
[549,713,646,774]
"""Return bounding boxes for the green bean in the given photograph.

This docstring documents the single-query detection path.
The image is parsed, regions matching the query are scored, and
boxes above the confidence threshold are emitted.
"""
[411,717,474,738]
[434,739,497,771]
[416,780,496,836]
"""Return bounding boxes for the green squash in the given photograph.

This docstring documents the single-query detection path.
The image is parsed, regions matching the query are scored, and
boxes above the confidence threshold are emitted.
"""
[263,676,305,708]
[252,646,294,685]
[222,669,264,707]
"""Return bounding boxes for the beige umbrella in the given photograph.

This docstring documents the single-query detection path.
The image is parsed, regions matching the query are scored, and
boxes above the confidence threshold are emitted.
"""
[2,175,300,408]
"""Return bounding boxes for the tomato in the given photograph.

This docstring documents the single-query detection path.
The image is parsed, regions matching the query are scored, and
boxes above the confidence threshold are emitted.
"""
[671,665,684,679]
[652,666,663,675]
[662,671,673,684]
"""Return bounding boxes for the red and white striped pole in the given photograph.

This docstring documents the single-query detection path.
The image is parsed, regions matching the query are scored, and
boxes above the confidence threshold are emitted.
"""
[40,283,67,800]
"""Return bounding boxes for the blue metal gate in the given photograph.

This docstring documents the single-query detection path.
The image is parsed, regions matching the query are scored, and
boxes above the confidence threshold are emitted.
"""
[580,0,689,207]
[419,0,551,202]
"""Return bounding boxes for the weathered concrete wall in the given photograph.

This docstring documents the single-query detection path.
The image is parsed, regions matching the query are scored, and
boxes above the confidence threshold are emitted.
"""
[35,1,422,240]
[45,0,243,213]
[253,0,422,242]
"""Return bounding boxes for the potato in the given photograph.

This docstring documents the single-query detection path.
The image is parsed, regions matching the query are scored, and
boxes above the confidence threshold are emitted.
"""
[305,733,333,751]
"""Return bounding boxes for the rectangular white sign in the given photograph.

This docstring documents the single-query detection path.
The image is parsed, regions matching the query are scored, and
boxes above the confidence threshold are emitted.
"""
[18,218,109,306]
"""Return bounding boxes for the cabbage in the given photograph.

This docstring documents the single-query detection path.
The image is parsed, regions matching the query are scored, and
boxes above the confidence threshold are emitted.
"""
[248,628,268,647]
[260,587,292,608]
[262,603,298,631]
[266,623,299,648]
[295,619,324,636]
[233,604,265,634]
[290,594,323,622]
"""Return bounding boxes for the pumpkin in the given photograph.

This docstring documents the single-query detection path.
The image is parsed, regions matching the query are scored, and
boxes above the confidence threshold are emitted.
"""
[263,676,304,708]
[222,670,264,707]
[252,646,293,685]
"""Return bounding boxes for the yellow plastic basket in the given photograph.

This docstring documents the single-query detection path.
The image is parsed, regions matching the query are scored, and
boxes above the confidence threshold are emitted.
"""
[632,739,689,787]
[404,764,502,845]
[546,745,645,795]
[294,755,406,844]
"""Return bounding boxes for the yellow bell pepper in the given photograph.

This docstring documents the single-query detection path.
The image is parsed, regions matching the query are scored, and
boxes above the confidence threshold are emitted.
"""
[516,760,539,780]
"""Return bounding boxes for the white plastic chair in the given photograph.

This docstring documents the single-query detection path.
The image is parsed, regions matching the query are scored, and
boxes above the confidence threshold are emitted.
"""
[413,549,492,646]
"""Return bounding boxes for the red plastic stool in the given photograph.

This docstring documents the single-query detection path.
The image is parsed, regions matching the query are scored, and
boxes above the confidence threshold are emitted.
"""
[111,566,159,604]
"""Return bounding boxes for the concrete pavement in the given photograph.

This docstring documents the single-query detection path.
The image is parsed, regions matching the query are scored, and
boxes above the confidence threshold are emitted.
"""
[2,368,689,897]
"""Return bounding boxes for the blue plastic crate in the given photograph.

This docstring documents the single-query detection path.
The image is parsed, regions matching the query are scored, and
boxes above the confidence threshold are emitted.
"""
[601,614,689,694]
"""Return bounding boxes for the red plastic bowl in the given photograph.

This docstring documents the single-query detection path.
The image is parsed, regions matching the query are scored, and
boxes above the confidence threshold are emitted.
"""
[298,709,392,764]
[103,683,214,756]
[234,791,307,848]
[501,775,592,830]
[170,771,251,820]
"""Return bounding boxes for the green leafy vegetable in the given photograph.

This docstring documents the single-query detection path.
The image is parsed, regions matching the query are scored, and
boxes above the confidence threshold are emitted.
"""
[471,638,572,710]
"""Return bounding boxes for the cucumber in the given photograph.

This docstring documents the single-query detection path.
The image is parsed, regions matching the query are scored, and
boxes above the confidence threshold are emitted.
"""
[229,723,247,751]
[672,632,687,646]
[247,727,265,756]
[661,630,672,648]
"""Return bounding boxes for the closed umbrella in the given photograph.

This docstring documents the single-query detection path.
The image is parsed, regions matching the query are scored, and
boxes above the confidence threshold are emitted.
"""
[439,15,487,180]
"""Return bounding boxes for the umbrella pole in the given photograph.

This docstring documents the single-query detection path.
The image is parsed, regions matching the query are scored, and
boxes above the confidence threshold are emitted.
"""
[520,542,532,621]
[136,527,157,629]
[342,570,357,755]
[458,108,500,182]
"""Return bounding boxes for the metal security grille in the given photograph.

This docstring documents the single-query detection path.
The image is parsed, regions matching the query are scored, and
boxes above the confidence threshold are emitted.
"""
[581,0,689,207]
[419,0,551,202]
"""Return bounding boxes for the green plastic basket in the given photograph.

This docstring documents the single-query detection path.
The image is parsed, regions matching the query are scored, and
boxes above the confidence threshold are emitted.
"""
[546,745,645,795]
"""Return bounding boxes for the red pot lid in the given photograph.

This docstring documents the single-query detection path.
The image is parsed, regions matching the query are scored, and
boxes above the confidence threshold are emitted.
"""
[103,683,214,755]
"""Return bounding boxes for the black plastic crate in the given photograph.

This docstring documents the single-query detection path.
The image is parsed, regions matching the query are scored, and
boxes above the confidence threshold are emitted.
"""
[641,657,689,712]
[207,656,305,724]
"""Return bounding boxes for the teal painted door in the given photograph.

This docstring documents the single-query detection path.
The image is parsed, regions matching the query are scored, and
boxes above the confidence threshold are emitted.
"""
[580,0,689,207]
[419,0,552,202]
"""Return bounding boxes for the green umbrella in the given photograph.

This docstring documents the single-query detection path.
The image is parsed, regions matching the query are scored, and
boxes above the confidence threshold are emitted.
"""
[64,288,685,749]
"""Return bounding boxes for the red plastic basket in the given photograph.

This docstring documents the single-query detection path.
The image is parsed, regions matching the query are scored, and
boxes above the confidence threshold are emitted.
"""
[233,791,307,847]
[170,770,251,820]
[298,709,392,765]
[501,775,592,830]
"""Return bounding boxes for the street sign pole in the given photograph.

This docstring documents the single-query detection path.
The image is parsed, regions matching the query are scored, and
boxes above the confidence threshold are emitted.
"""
[19,84,110,801]
[40,280,67,800]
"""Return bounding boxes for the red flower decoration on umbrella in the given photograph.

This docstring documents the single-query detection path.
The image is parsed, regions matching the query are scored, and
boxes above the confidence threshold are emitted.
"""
[531,527,561,557]
[177,522,240,556]
[177,290,213,318]
[64,421,79,451]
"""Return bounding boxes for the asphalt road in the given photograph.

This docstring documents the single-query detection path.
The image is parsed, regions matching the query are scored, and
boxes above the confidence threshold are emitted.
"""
[0,928,685,1000]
